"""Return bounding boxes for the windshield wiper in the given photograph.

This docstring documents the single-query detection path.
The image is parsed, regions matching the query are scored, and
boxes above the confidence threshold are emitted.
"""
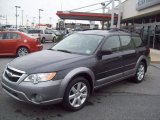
[48,48,52,50]
[55,49,72,53]
[48,48,72,53]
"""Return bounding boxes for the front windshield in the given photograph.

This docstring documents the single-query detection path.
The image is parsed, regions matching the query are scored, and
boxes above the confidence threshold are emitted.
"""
[52,33,103,55]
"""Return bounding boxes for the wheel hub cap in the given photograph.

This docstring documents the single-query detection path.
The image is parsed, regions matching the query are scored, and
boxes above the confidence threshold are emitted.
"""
[137,65,145,81]
[69,82,88,108]
[18,48,28,56]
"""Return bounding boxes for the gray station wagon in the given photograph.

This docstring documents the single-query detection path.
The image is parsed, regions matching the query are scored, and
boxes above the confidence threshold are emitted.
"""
[1,30,150,111]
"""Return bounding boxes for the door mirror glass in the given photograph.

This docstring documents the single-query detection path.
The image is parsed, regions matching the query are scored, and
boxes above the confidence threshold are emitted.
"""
[100,49,112,55]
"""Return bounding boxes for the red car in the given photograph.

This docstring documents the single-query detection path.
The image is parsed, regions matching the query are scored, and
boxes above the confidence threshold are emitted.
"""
[0,31,43,57]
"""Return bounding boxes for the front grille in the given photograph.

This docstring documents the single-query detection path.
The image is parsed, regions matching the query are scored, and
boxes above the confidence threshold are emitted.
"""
[4,66,23,82]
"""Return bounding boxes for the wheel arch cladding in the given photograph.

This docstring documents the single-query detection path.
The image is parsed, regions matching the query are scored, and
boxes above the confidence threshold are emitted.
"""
[141,59,147,72]
[72,72,93,94]
[17,46,30,53]
[136,55,148,72]
[58,67,95,98]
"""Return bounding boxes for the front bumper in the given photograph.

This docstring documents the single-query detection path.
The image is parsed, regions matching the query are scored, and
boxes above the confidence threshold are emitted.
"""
[1,70,63,105]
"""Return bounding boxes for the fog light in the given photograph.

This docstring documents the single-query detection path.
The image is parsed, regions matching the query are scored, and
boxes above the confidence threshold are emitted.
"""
[31,94,43,103]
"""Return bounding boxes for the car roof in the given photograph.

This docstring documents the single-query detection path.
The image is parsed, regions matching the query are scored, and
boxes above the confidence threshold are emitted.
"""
[0,31,23,34]
[77,30,139,37]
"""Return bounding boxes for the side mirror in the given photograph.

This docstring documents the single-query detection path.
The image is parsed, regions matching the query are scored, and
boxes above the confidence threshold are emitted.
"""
[100,49,112,56]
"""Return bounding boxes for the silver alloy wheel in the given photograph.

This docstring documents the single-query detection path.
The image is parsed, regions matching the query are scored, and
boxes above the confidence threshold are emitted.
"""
[69,82,88,108]
[137,64,145,81]
[18,47,29,57]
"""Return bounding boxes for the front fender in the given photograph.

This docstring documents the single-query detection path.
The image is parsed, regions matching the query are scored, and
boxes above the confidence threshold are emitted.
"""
[58,67,95,98]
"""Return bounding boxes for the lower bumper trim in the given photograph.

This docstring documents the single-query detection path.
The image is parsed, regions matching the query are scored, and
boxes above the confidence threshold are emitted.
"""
[1,81,63,105]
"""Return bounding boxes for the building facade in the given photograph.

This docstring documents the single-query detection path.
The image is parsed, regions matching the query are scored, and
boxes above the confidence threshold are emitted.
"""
[121,0,160,50]
[56,22,99,30]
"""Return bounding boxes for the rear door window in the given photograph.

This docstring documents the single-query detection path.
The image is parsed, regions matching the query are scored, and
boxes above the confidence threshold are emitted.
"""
[120,36,135,50]
[102,36,121,52]
[2,33,10,39]
[132,36,143,47]
[10,33,21,39]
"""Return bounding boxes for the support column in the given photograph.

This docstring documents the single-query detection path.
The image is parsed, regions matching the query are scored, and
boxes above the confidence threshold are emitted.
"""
[101,2,105,30]
[111,0,115,28]
[117,0,121,29]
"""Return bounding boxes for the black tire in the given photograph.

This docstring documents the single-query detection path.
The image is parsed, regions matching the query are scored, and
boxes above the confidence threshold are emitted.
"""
[52,37,56,42]
[41,37,46,43]
[132,62,146,83]
[17,47,29,57]
[63,77,90,111]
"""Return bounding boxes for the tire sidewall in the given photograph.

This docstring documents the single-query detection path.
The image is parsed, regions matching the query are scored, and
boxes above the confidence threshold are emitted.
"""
[41,37,45,43]
[63,77,90,111]
[52,37,55,42]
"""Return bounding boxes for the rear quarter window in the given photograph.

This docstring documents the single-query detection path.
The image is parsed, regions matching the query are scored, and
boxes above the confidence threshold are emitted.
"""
[132,36,143,47]
[102,36,121,52]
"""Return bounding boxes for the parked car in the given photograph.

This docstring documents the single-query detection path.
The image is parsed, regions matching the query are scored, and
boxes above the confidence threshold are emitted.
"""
[27,29,57,43]
[0,31,43,56]
[52,30,63,39]
[1,30,150,111]
[63,31,77,39]
[52,30,62,36]
[27,29,41,38]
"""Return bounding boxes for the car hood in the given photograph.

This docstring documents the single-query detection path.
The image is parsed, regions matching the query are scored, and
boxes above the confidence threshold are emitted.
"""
[9,50,86,74]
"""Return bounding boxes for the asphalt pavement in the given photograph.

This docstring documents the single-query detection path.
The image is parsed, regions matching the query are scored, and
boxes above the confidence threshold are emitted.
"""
[0,43,160,120]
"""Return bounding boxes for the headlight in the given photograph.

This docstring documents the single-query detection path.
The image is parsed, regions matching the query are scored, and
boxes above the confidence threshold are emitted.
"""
[24,72,56,84]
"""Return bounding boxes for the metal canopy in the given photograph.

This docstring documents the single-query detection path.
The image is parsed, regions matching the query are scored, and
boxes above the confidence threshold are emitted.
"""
[56,11,118,21]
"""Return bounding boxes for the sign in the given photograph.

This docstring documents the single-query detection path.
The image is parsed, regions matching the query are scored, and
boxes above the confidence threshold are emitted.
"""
[136,0,160,11]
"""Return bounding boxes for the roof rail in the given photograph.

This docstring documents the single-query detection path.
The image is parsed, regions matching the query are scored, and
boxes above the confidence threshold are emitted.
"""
[107,28,139,34]
[108,28,131,32]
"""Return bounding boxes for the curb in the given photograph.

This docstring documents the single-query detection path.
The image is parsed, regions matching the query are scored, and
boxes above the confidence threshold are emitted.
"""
[151,61,160,64]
